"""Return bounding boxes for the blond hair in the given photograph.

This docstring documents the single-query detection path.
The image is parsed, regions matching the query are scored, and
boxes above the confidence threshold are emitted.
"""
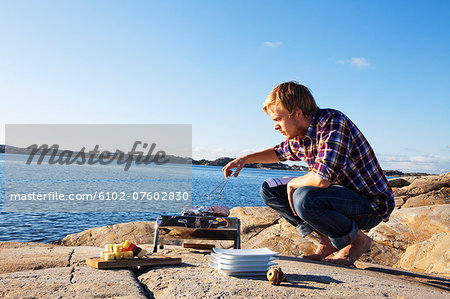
[263,81,318,117]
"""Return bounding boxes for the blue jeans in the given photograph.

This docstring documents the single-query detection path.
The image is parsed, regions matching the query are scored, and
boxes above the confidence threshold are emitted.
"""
[260,182,382,250]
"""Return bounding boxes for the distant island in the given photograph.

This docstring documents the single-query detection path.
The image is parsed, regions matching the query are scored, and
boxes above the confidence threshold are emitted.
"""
[192,156,308,171]
[0,144,191,165]
[191,157,430,176]
[0,144,430,176]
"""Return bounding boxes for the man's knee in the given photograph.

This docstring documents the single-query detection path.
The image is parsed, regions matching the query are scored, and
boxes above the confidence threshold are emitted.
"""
[293,186,322,218]
[260,181,272,205]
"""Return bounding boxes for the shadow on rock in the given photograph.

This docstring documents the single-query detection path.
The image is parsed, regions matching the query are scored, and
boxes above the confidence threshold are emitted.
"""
[278,255,357,270]
[361,265,450,292]
[134,262,197,276]
[232,274,331,290]
[287,273,344,285]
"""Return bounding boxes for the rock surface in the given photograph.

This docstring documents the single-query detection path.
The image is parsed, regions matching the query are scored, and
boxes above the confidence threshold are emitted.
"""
[228,206,280,237]
[402,187,450,208]
[0,265,148,299]
[0,242,449,298]
[0,243,148,298]
[395,233,450,275]
[0,242,100,274]
[56,221,155,247]
[55,174,450,277]
[139,247,450,299]
[388,177,411,188]
[393,174,450,197]
[368,204,450,250]
[367,174,450,277]
[371,173,450,276]
[52,173,450,278]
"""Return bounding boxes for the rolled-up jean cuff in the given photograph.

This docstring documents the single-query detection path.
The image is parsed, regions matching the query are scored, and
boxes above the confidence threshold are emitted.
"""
[296,223,314,238]
[329,221,358,250]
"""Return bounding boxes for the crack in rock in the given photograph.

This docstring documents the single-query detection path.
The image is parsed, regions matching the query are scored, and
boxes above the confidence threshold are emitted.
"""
[68,249,76,284]
[69,266,75,284]
[131,222,140,242]
[245,219,281,240]
[67,249,75,267]
[131,269,155,299]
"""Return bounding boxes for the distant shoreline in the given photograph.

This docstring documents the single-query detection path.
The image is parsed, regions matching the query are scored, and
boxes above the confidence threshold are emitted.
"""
[0,144,431,176]
[191,157,431,177]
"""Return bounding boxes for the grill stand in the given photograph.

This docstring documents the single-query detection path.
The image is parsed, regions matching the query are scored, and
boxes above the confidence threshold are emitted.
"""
[152,215,241,253]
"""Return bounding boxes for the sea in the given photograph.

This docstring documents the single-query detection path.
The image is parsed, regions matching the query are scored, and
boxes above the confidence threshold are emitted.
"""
[0,153,307,243]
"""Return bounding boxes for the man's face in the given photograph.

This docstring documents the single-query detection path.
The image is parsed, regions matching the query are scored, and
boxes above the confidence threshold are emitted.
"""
[268,105,303,139]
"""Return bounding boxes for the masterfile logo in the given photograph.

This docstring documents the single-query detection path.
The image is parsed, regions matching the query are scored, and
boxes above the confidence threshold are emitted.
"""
[25,141,169,171]
[4,124,192,213]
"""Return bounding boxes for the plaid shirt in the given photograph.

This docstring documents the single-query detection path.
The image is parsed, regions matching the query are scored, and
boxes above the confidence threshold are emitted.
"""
[274,109,395,221]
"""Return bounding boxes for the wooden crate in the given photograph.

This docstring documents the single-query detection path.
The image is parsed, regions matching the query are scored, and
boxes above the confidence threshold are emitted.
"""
[86,255,181,269]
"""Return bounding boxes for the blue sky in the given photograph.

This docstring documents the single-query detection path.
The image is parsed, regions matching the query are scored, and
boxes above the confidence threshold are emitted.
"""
[0,1,449,173]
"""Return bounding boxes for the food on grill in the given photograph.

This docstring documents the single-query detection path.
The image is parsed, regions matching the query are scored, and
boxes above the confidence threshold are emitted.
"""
[182,205,230,217]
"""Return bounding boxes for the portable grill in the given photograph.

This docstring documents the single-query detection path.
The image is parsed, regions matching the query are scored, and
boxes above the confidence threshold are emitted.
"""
[152,215,241,252]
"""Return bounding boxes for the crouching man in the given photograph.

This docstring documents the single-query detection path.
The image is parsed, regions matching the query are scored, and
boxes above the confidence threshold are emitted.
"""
[222,81,394,265]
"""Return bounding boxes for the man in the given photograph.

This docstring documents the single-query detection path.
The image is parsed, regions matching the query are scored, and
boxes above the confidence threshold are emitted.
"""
[222,81,394,266]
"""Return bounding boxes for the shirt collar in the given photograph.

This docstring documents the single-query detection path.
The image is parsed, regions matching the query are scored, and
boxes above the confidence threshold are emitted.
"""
[302,109,322,141]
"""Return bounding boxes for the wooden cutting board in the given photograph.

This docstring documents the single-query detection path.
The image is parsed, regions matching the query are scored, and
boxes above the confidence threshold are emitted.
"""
[86,255,182,269]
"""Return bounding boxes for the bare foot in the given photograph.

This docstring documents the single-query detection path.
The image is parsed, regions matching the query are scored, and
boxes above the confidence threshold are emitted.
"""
[303,231,337,261]
[324,230,372,266]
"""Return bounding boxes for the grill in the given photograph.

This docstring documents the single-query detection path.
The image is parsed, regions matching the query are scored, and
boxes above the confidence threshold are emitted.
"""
[152,215,241,252]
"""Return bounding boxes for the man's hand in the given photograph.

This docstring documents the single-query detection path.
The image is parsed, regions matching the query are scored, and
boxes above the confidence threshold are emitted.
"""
[222,156,247,178]
[221,148,280,179]
[287,172,332,216]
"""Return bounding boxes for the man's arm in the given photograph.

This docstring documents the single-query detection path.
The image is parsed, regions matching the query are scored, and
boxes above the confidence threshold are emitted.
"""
[222,148,279,178]
[287,172,331,216]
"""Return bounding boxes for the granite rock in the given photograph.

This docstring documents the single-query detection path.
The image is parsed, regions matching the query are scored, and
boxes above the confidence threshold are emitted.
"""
[402,187,450,208]
[229,206,280,237]
[2,243,449,298]
[239,217,318,257]
[0,242,99,274]
[0,266,148,298]
[368,204,450,250]
[138,247,449,299]
[388,177,411,188]
[227,209,402,268]
[394,174,450,197]
[57,221,155,247]
[0,242,149,298]
[51,174,450,278]
[395,233,450,276]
